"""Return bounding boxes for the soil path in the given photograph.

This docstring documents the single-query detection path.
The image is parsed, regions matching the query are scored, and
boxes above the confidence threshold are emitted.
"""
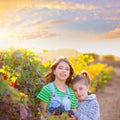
[96,67,120,120]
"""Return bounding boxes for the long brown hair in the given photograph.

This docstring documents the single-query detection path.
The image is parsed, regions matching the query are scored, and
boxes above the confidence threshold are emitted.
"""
[45,56,74,86]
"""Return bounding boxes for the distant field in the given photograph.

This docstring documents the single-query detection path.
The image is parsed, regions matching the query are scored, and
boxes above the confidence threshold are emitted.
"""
[94,60,120,68]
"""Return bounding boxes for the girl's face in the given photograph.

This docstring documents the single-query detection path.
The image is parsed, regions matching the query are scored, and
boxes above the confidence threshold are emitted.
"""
[54,61,70,81]
[73,81,89,101]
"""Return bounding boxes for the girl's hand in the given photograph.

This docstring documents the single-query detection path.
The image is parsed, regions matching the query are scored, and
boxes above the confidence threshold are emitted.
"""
[68,115,77,120]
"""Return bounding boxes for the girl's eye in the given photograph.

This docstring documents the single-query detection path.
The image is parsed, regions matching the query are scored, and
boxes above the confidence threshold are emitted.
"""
[65,67,70,71]
[58,66,62,69]
[58,66,70,71]
[79,88,83,90]
[73,89,76,92]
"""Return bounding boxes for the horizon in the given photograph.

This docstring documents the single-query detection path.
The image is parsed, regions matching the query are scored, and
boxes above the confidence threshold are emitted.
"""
[0,47,119,58]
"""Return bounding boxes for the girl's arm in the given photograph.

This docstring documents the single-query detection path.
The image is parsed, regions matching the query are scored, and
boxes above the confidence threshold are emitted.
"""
[40,100,48,113]
[69,115,78,120]
[72,108,77,112]
[75,100,100,120]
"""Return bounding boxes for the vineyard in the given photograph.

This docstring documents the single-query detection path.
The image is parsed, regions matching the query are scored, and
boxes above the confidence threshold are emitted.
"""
[0,48,114,120]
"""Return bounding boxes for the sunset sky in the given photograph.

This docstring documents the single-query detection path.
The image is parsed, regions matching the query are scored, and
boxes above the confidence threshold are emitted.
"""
[0,0,120,56]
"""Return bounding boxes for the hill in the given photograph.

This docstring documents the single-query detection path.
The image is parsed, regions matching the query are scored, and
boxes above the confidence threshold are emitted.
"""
[36,48,79,60]
[35,48,120,63]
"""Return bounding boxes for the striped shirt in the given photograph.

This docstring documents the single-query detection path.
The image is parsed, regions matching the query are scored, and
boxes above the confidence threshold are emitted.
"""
[37,82,78,109]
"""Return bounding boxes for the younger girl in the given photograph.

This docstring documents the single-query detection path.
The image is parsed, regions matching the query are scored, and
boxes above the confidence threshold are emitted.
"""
[37,56,78,115]
[70,70,100,120]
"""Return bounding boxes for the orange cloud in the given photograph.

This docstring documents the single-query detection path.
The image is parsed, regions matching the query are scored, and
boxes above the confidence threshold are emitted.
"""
[6,18,61,40]
[0,0,96,14]
[46,19,69,26]
[0,0,33,14]
[23,31,57,40]
[102,27,120,39]
[39,1,96,10]
[74,16,88,22]
[8,29,57,40]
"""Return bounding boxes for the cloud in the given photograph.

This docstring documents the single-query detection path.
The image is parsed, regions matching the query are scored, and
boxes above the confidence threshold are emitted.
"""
[101,27,120,39]
[21,19,43,28]
[7,28,57,40]
[45,19,69,26]
[0,0,33,14]
[22,31,57,39]
[38,1,96,10]
[0,0,119,41]
[21,19,67,39]
[0,6,67,40]
[2,0,119,22]
[74,16,88,22]
[0,0,96,14]
[91,1,120,20]
[6,18,64,40]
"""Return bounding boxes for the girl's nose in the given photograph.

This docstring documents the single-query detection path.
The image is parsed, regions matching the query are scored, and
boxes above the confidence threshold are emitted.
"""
[77,90,81,96]
[62,68,67,72]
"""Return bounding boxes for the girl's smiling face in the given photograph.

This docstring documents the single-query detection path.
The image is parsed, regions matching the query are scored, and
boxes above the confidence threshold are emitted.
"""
[54,61,70,81]
[73,81,89,101]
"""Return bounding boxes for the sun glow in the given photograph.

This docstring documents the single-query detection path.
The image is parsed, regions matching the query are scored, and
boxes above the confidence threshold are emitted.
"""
[0,29,11,40]
[0,28,16,50]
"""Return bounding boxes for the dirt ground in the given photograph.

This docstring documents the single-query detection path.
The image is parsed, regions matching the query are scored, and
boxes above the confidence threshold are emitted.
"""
[96,67,120,120]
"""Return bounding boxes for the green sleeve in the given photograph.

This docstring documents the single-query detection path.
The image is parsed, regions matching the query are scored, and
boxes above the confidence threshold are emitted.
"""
[37,84,52,104]
[69,88,78,109]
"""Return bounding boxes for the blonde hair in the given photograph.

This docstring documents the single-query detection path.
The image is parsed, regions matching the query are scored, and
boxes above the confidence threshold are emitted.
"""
[72,70,90,86]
